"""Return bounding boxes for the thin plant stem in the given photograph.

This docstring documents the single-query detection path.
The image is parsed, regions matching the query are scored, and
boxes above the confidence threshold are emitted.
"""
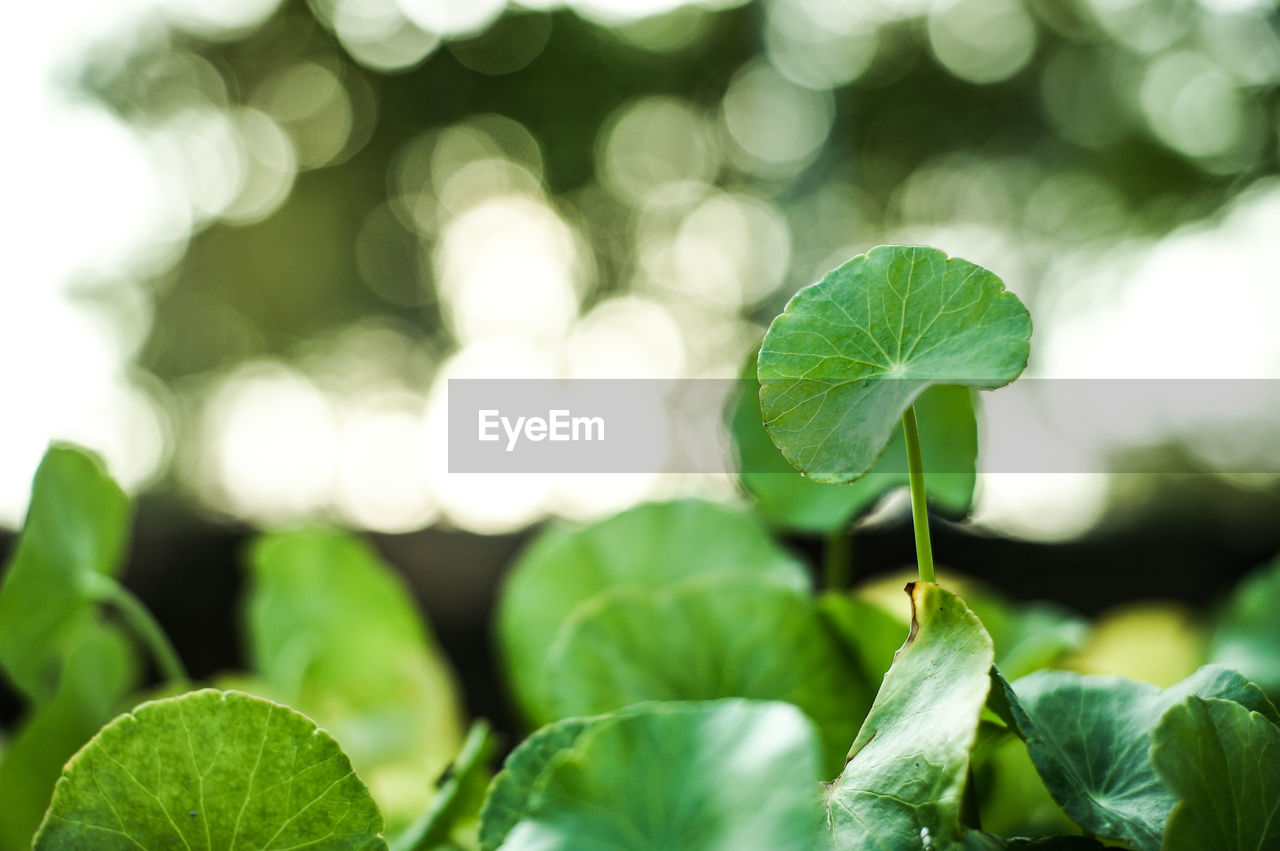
[902,405,935,583]
[101,580,190,687]
[824,529,852,590]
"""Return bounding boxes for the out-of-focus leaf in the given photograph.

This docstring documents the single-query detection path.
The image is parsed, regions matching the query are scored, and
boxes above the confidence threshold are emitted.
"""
[391,721,495,851]
[989,665,1278,849]
[1065,601,1204,687]
[543,575,870,775]
[479,717,596,851]
[498,700,824,851]
[970,722,1076,839]
[816,591,909,685]
[497,499,809,724]
[33,689,387,849]
[1209,556,1280,695]
[824,582,995,849]
[0,445,130,702]
[245,529,465,833]
[962,590,1089,681]
[1151,696,1280,851]
[731,355,977,532]
[758,245,1030,482]
[0,617,138,851]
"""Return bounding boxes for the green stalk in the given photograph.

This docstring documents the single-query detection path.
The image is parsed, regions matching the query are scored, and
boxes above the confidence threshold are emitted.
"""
[901,405,935,583]
[100,580,190,687]
[824,529,852,591]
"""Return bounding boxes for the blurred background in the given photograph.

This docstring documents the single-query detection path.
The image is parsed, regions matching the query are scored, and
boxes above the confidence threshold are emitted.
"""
[4,0,1280,719]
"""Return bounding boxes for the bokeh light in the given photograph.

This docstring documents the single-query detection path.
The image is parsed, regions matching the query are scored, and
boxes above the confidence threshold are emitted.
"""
[5,0,1280,541]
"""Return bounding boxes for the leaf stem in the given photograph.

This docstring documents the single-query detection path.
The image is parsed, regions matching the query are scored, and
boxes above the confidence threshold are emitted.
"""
[100,580,190,687]
[824,529,852,590]
[902,405,935,583]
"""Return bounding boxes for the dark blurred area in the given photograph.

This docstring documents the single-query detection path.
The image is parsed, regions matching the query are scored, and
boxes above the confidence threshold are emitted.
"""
[5,0,1280,731]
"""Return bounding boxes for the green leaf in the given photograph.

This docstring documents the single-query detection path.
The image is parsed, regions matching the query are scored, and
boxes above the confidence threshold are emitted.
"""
[497,499,809,724]
[732,357,978,532]
[0,617,138,851]
[969,722,1076,839]
[245,529,466,833]
[479,716,597,851]
[1151,696,1280,851]
[963,591,1089,682]
[817,592,910,686]
[0,445,130,702]
[758,245,1031,482]
[543,575,871,775]
[499,700,825,850]
[1210,555,1280,695]
[824,581,995,849]
[33,689,387,849]
[390,721,495,851]
[989,664,1278,849]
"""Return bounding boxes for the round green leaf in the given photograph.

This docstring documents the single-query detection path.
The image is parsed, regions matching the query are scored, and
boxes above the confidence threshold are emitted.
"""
[34,689,387,849]
[759,245,1031,482]
[731,353,978,531]
[478,716,599,851]
[824,582,995,849]
[543,576,871,775]
[499,700,824,851]
[1151,696,1280,851]
[497,499,810,724]
[989,665,1279,850]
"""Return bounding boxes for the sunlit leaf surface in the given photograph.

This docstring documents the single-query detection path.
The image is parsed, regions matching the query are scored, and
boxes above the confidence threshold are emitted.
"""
[759,245,1030,482]
[34,689,387,849]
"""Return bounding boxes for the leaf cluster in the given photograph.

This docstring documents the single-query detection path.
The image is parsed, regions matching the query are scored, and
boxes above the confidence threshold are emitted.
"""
[4,246,1280,849]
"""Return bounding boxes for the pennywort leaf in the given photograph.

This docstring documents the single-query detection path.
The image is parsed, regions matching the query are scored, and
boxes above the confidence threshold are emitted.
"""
[824,581,995,849]
[0,617,138,851]
[497,499,809,724]
[245,528,466,832]
[34,689,387,849]
[479,716,597,851]
[989,664,1278,849]
[542,575,872,775]
[1151,696,1280,851]
[495,701,825,851]
[0,445,130,702]
[759,245,1030,482]
[731,358,979,532]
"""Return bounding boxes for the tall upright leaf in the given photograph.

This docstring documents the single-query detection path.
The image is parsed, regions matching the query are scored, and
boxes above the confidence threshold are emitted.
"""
[0,618,138,851]
[825,581,995,849]
[759,245,1030,482]
[731,360,978,532]
[0,445,130,702]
